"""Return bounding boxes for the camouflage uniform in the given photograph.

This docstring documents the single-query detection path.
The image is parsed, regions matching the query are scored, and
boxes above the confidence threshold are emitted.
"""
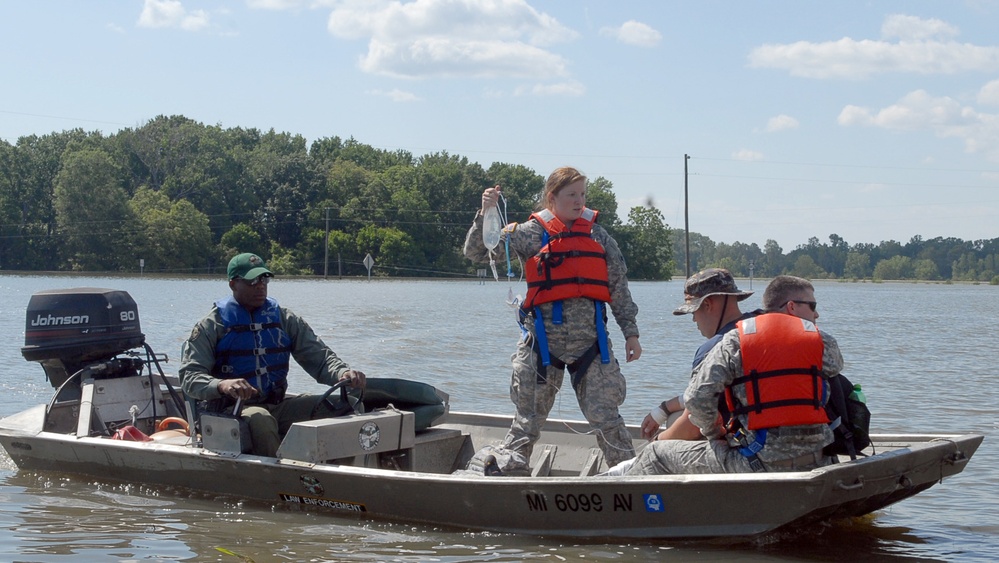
[180,305,352,456]
[627,325,843,475]
[464,210,640,466]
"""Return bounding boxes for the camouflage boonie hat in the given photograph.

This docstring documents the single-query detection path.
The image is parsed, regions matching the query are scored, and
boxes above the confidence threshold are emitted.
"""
[673,268,753,315]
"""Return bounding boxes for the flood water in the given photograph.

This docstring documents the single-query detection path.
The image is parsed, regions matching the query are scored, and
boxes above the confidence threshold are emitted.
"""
[1,275,996,561]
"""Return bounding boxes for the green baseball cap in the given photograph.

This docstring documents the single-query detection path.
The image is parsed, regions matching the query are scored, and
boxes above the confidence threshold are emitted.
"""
[227,253,272,280]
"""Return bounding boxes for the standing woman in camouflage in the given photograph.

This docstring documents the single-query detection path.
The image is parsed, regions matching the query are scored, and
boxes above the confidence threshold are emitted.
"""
[464,166,642,468]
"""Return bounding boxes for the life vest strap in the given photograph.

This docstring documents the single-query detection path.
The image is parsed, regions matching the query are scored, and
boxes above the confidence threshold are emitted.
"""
[733,366,824,414]
[226,362,291,381]
[227,321,282,333]
[533,307,551,367]
[541,249,606,260]
[730,398,825,416]
[731,366,821,385]
[594,301,610,364]
[220,345,292,358]
[530,301,610,382]
[525,277,611,289]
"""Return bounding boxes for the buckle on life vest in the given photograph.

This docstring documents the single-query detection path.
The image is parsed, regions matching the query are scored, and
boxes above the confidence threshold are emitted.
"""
[248,322,264,332]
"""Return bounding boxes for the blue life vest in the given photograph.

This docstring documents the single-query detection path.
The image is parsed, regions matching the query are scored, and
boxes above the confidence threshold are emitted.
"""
[213,296,292,403]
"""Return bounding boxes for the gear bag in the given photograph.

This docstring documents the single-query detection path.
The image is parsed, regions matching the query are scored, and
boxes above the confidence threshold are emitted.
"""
[823,373,872,459]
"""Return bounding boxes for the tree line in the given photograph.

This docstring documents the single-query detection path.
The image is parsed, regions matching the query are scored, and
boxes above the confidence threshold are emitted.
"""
[677,232,999,284]
[0,115,673,279]
[2,114,996,283]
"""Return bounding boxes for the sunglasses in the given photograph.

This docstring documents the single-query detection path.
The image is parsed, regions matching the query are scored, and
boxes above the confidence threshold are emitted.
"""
[783,300,816,312]
[239,275,271,286]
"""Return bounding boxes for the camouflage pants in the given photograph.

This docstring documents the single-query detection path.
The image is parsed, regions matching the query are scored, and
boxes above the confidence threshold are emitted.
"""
[502,314,634,467]
[625,438,829,476]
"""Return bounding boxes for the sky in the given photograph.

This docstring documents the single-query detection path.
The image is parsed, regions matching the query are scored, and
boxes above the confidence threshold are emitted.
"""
[2,0,998,251]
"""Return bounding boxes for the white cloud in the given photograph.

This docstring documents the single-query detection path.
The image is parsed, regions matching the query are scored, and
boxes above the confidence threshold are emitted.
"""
[599,20,661,47]
[979,80,999,106]
[359,37,569,79]
[838,90,999,161]
[880,14,959,41]
[733,149,764,161]
[325,0,578,84]
[766,114,799,132]
[246,0,306,9]
[515,80,585,97]
[748,14,999,79]
[137,0,209,31]
[368,88,422,102]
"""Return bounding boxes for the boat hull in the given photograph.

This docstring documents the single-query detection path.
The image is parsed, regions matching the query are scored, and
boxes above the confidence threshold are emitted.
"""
[0,406,983,540]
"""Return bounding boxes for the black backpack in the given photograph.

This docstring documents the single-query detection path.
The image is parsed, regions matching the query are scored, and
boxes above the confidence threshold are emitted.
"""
[823,374,872,459]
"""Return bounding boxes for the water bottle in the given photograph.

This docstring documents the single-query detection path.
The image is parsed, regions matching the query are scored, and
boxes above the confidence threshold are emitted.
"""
[849,384,866,404]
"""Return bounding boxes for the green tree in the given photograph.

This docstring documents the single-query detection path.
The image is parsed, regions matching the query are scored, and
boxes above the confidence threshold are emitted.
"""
[619,206,673,280]
[759,239,784,277]
[672,230,716,276]
[485,162,544,220]
[129,187,213,273]
[266,241,311,275]
[789,255,826,279]
[355,224,421,276]
[220,223,265,258]
[844,251,871,279]
[2,130,98,269]
[912,258,940,280]
[873,255,913,281]
[53,148,135,270]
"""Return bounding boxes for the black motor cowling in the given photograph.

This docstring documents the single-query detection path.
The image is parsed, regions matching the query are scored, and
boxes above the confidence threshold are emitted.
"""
[21,288,146,388]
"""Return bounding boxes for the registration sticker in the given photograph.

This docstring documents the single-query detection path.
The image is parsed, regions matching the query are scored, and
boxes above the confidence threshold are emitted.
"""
[643,494,664,512]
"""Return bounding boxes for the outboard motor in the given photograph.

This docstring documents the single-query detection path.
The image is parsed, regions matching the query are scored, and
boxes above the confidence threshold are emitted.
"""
[21,288,146,389]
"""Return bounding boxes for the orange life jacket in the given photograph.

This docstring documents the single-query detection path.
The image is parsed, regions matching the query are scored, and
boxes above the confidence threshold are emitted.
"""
[523,208,612,310]
[726,313,829,430]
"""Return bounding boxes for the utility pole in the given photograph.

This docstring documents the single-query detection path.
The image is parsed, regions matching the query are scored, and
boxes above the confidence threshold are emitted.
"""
[684,154,691,279]
[323,207,330,280]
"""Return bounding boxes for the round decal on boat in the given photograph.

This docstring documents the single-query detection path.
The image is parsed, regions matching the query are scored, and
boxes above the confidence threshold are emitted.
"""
[358,421,380,451]
[301,475,324,496]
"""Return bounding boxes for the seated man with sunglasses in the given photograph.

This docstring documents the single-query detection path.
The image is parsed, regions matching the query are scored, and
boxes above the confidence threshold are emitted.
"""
[180,252,366,457]
[625,275,842,476]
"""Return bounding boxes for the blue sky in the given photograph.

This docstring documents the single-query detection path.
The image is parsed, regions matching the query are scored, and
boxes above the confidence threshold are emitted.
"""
[2,0,998,251]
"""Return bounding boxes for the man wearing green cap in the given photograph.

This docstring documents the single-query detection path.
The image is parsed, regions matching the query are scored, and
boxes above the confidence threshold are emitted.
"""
[180,252,367,457]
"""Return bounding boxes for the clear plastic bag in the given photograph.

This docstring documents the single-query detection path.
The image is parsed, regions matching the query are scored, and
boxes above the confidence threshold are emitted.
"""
[482,205,502,251]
